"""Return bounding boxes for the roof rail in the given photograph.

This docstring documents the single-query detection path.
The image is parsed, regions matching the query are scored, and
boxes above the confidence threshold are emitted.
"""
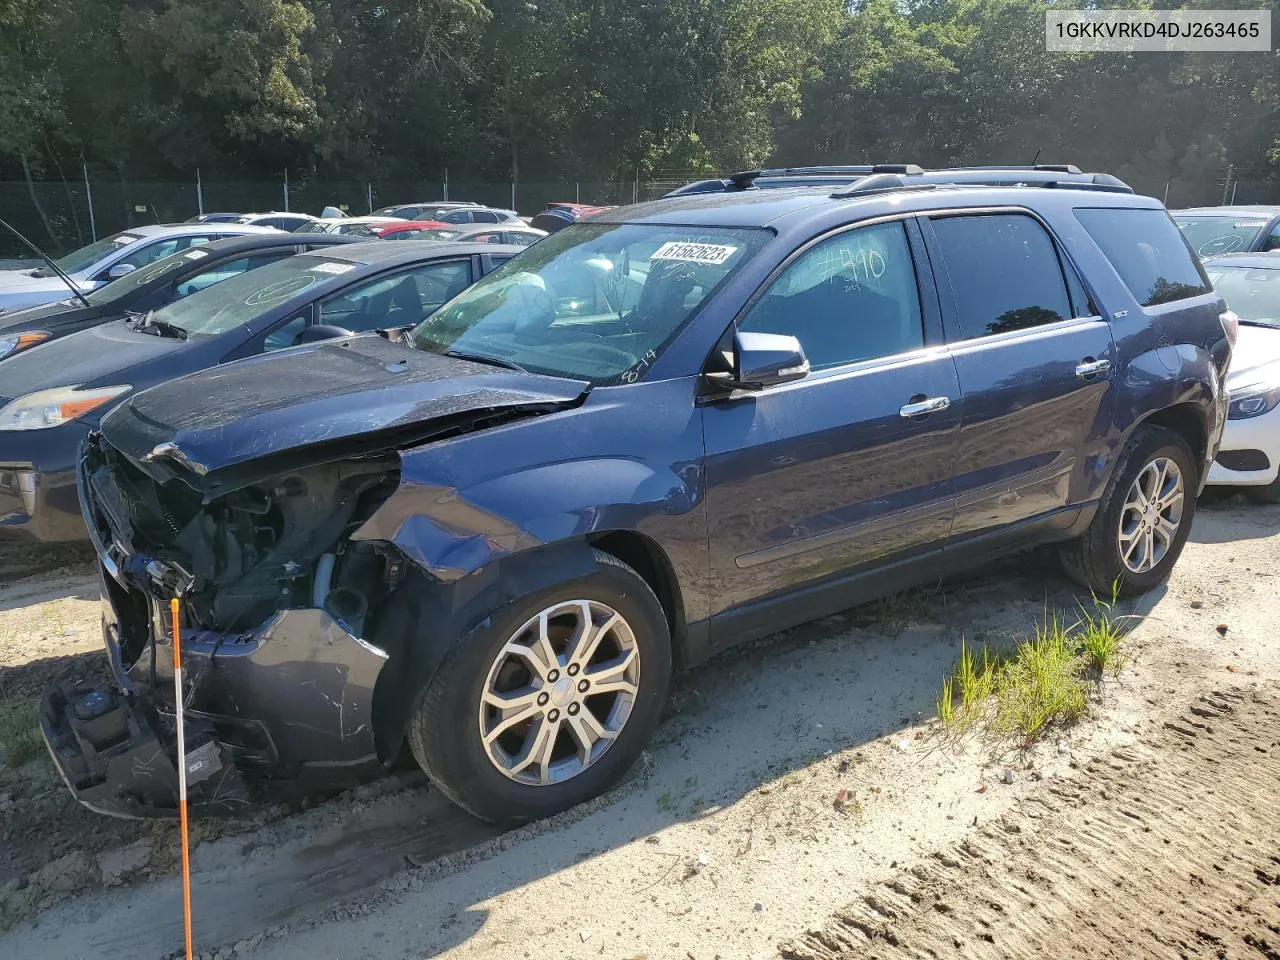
[666,164,1132,197]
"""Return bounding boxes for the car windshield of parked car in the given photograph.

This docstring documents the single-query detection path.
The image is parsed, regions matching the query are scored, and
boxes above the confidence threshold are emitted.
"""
[143,254,355,338]
[409,222,771,384]
[418,228,465,241]
[293,221,332,234]
[83,246,210,305]
[32,231,142,277]
[1206,265,1280,327]
[1174,215,1268,258]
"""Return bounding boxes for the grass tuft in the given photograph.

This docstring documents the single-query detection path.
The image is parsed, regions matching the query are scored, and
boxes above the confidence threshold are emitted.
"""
[936,589,1132,743]
[0,696,42,769]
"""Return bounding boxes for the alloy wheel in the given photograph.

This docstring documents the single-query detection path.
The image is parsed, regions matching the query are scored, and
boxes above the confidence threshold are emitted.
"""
[1117,456,1185,574]
[477,599,640,785]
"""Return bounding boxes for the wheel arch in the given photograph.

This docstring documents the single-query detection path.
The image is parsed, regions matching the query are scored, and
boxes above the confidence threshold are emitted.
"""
[367,533,685,764]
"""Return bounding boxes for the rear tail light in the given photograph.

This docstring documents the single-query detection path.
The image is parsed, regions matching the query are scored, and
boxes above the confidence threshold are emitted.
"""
[1220,309,1239,348]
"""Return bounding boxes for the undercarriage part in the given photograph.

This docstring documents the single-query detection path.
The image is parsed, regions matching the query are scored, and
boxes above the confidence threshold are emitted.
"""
[40,683,250,818]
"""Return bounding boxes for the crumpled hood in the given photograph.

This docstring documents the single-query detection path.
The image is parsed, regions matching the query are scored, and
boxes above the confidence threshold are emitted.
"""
[1226,324,1280,389]
[101,333,589,485]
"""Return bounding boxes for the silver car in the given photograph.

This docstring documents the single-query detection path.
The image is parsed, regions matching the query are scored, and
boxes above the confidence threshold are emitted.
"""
[0,223,281,312]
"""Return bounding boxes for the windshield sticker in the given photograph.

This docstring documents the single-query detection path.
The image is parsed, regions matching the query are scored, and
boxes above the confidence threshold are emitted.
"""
[183,249,210,260]
[650,241,739,266]
[114,235,141,246]
[1234,221,1267,229]
[310,261,356,275]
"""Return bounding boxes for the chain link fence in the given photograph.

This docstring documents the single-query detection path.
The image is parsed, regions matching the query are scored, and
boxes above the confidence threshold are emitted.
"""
[3,168,1276,258]
[0,174,680,257]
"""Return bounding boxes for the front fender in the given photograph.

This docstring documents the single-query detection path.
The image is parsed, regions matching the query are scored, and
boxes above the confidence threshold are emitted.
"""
[351,456,698,582]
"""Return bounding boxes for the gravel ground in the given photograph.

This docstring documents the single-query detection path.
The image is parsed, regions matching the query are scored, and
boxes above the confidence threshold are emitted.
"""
[0,491,1277,959]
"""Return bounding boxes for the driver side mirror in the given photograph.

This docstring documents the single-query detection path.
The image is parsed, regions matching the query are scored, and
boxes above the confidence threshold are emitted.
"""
[294,323,353,345]
[723,330,810,390]
[107,263,137,281]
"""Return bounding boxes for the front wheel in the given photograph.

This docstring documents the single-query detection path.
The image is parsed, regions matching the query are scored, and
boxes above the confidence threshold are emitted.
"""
[1060,425,1198,597]
[406,549,672,825]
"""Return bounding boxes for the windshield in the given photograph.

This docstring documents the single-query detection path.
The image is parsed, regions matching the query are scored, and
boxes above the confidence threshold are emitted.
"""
[293,221,330,234]
[83,246,214,305]
[1174,216,1269,258]
[33,231,142,277]
[409,222,771,384]
[147,254,357,338]
[419,228,465,241]
[1206,265,1280,327]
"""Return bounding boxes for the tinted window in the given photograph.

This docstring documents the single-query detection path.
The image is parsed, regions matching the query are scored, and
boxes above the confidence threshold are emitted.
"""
[472,210,500,223]
[738,220,923,370]
[1266,222,1280,252]
[1077,208,1211,307]
[931,214,1072,338]
[264,314,309,351]
[384,229,423,241]
[439,210,471,224]
[320,261,472,332]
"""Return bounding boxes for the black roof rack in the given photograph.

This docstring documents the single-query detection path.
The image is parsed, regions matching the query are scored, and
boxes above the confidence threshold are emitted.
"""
[666,164,1132,197]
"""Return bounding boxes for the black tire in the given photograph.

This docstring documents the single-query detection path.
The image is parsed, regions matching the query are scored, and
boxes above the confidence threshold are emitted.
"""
[1060,425,1198,598]
[406,549,672,825]
[1246,479,1280,504]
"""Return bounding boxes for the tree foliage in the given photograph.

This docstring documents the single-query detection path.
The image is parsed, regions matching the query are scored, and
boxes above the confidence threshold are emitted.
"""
[1,0,1276,200]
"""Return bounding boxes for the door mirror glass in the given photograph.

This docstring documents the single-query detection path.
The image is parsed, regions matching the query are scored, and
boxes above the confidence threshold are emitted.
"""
[296,323,352,344]
[107,262,137,280]
[730,330,809,390]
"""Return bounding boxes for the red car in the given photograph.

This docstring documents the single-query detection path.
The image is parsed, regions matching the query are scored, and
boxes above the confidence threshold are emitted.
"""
[371,220,451,240]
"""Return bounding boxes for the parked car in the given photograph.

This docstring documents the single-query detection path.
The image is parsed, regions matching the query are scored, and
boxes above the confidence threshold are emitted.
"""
[0,241,518,543]
[1173,206,1280,258]
[0,224,281,312]
[185,213,244,224]
[373,201,480,220]
[1202,251,1280,500]
[368,220,452,240]
[433,206,522,225]
[295,216,406,237]
[50,166,1231,827]
[398,223,548,246]
[530,202,611,233]
[0,233,360,361]
[232,212,322,232]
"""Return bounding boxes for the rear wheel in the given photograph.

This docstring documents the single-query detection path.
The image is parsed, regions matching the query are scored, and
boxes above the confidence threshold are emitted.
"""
[1060,426,1198,597]
[406,549,671,825]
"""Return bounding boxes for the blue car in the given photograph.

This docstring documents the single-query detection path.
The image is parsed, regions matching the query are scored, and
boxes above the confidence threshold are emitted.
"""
[50,165,1232,824]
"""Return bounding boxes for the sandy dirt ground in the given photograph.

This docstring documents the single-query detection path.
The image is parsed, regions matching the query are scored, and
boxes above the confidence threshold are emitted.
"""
[0,492,1277,960]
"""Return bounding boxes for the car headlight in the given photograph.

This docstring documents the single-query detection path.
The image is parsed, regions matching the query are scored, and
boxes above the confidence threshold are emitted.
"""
[0,331,52,360]
[0,384,132,431]
[1227,383,1280,420]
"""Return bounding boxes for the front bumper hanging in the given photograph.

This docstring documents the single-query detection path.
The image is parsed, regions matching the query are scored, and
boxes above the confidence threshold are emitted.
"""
[40,683,251,819]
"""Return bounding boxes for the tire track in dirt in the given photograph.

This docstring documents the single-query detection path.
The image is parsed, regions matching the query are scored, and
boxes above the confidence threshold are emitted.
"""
[780,687,1280,960]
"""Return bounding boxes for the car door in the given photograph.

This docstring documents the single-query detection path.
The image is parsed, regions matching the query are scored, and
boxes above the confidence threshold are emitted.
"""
[701,217,961,632]
[316,259,474,334]
[920,211,1116,542]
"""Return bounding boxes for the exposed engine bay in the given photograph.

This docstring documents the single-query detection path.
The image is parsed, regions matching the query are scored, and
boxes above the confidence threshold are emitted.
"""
[84,437,402,652]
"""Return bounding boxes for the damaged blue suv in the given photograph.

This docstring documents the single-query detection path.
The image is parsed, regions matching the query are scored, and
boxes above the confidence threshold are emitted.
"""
[48,165,1233,825]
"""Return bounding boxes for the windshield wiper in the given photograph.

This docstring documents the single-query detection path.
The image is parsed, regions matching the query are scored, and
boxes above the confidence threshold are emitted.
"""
[443,348,527,372]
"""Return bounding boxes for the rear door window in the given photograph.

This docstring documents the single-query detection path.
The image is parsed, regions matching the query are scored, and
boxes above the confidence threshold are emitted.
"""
[929,214,1073,339]
[1077,208,1211,307]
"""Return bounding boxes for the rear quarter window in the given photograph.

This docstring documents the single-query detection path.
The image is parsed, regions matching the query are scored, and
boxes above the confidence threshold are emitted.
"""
[1076,208,1211,308]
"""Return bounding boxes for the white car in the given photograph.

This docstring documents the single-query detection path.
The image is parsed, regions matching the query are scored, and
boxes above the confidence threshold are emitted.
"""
[0,223,281,313]
[294,216,406,237]
[1205,252,1280,501]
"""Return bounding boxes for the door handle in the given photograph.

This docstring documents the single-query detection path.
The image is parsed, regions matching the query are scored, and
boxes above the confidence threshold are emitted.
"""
[899,396,951,418]
[1075,358,1111,379]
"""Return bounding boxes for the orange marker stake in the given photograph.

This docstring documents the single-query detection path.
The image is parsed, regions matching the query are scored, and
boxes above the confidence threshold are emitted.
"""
[171,597,195,960]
